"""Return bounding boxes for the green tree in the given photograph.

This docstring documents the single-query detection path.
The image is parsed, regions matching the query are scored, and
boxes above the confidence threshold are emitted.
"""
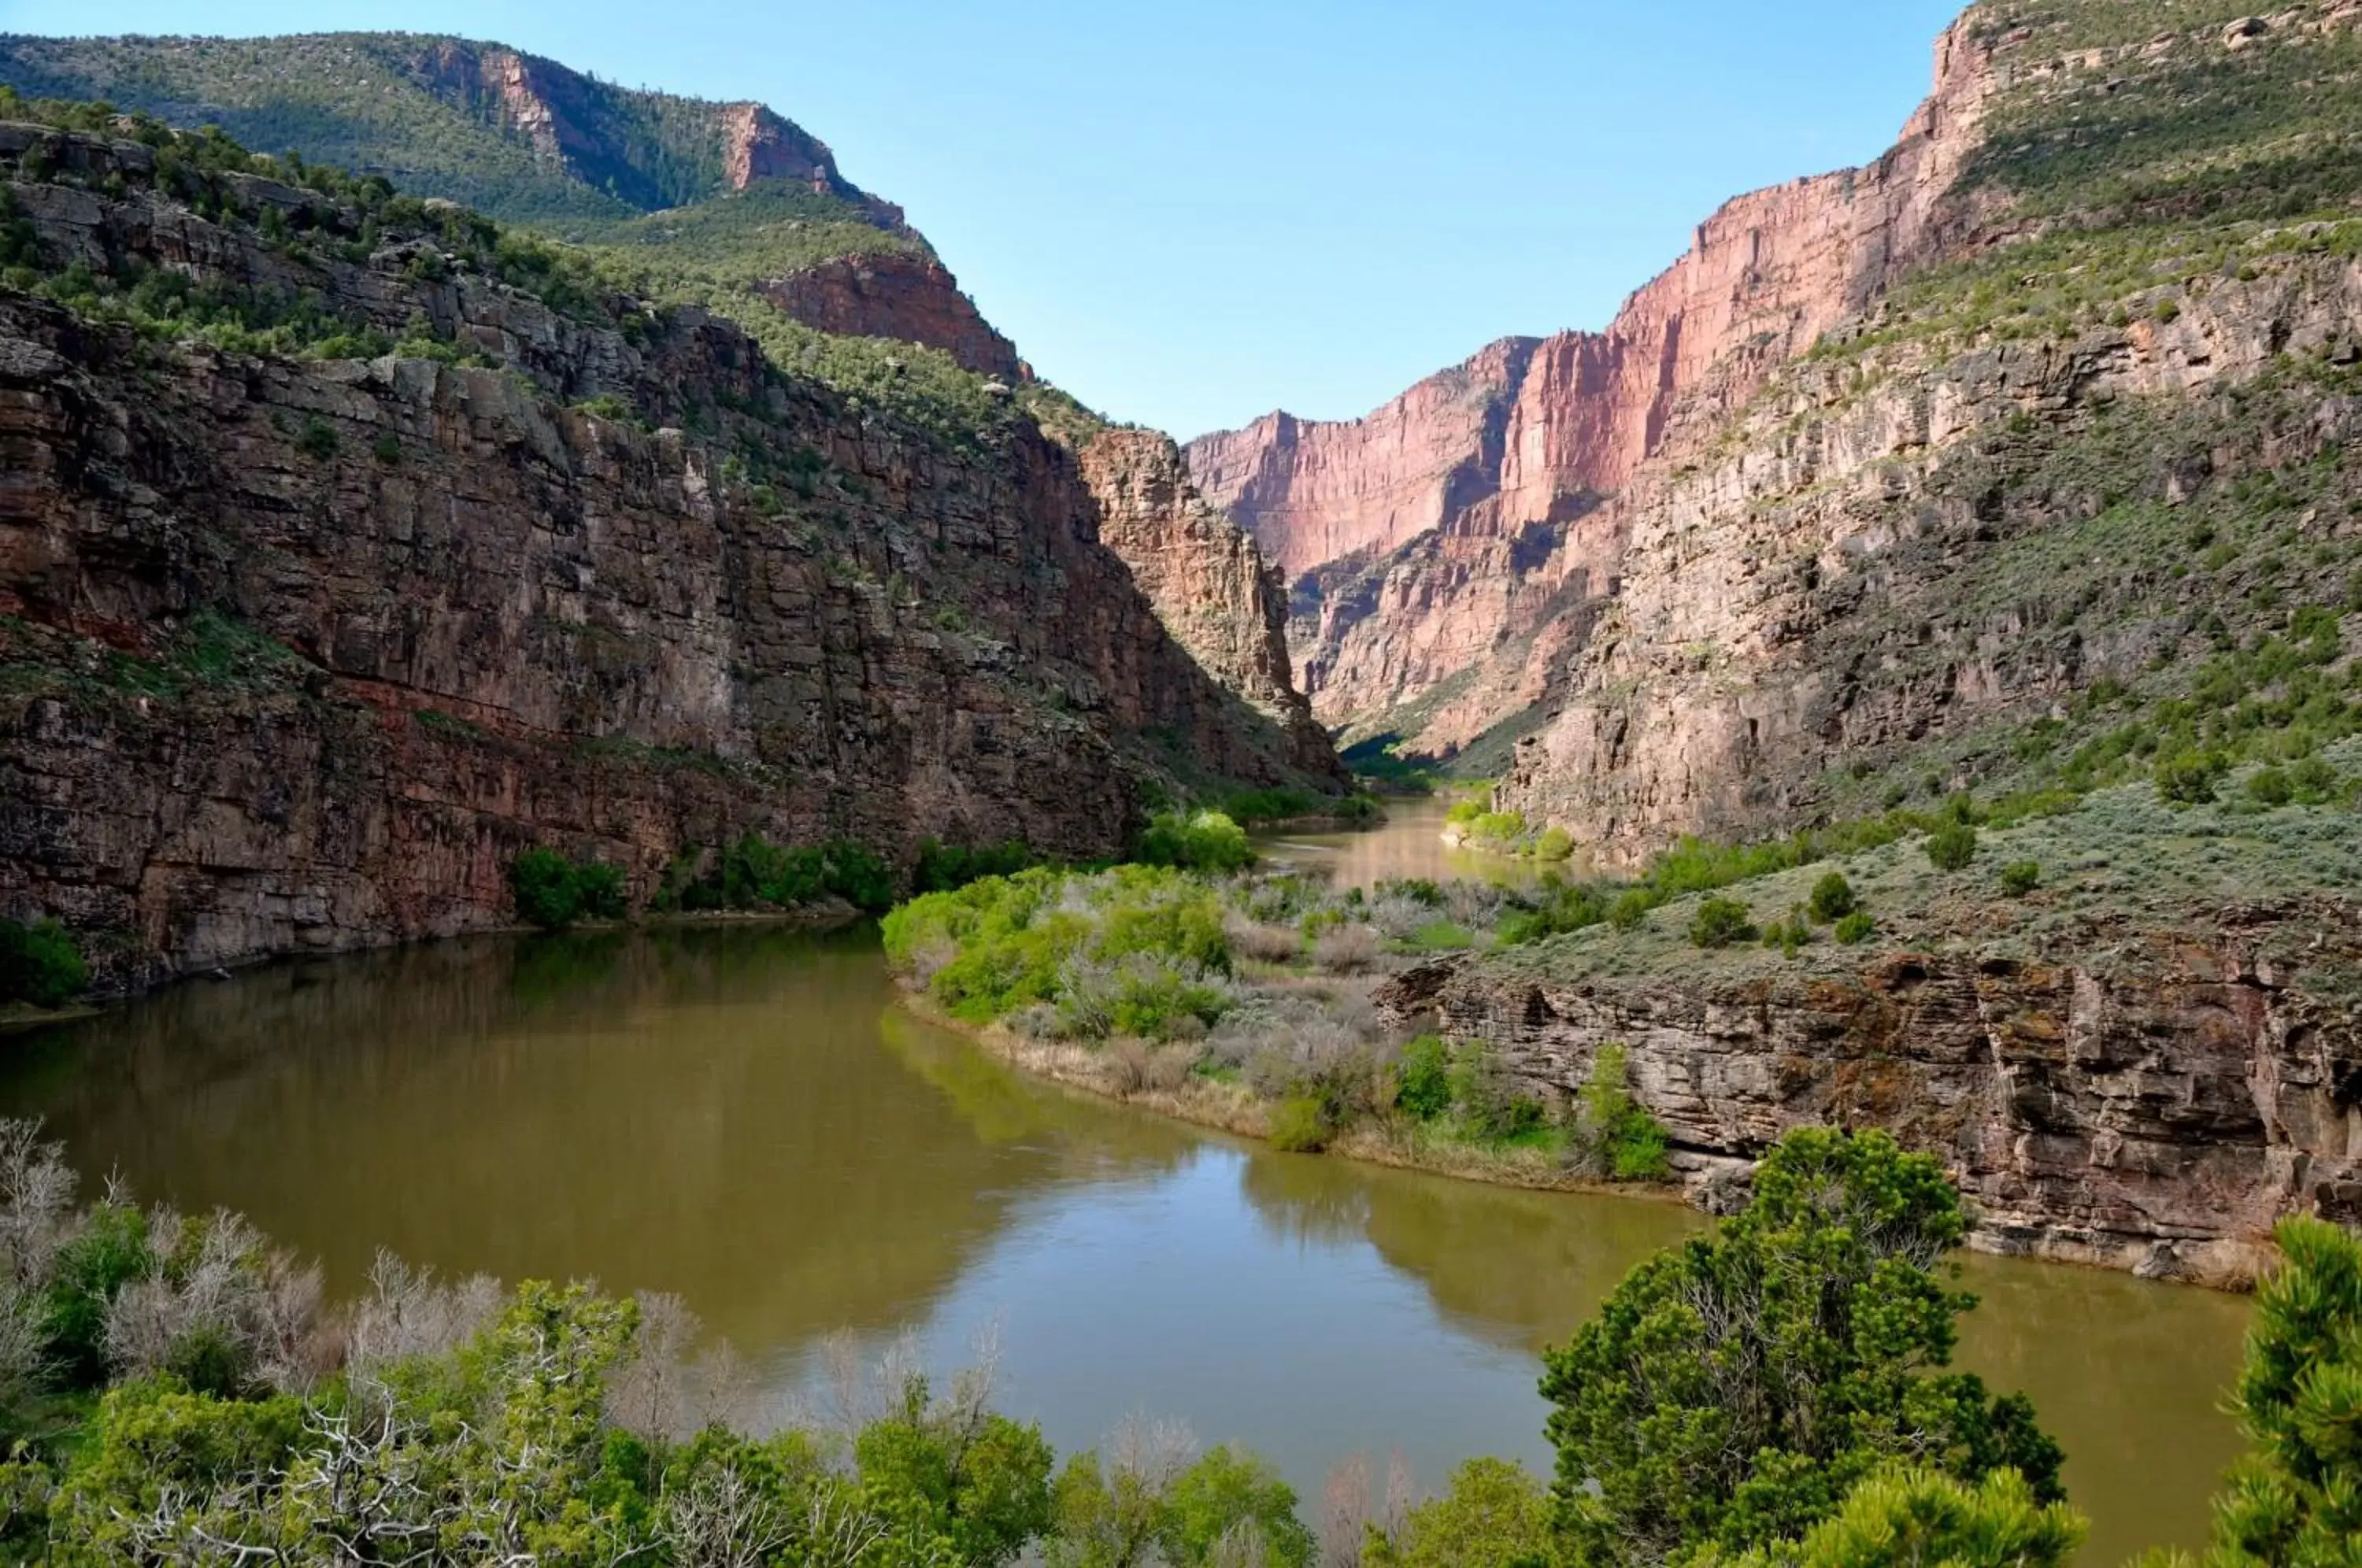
[0,918,87,1008]
[1807,872,1859,924]
[1538,1127,2064,1566]
[2203,1217,2362,1566]
[856,1377,1057,1567]
[1690,897,1758,949]
[1366,1456,1550,1568]
[1924,823,1978,872]
[1698,1466,2084,1568]
[510,847,585,930]
[1047,1440,1311,1568]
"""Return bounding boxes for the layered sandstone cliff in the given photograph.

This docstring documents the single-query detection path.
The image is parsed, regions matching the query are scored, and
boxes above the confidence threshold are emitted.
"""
[753,252,1020,380]
[0,122,1335,989]
[1500,253,2362,859]
[1383,895,2362,1286]
[1078,431,1344,784]
[1186,15,1999,728]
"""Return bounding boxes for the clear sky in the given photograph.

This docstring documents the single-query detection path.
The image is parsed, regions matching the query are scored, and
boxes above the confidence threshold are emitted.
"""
[1,0,1966,438]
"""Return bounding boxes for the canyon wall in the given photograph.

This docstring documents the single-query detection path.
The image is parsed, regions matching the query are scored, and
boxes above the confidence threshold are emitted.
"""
[1500,253,2362,860]
[1078,431,1345,784]
[0,124,1333,989]
[1185,16,1999,728]
[752,252,1021,380]
[1383,898,2362,1286]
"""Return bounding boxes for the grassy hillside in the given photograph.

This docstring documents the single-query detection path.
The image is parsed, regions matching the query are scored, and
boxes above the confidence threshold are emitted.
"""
[0,31,874,225]
[1827,2,2362,363]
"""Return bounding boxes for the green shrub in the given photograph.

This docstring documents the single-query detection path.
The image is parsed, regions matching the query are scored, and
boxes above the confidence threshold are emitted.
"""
[679,834,894,913]
[885,867,1231,1030]
[369,431,402,464]
[1394,1035,1454,1122]
[1267,1095,1332,1152]
[1468,811,1527,845]
[1689,897,1757,949]
[2001,860,2042,897]
[1135,811,1254,873]
[1568,1045,1673,1182]
[1533,827,1575,862]
[509,848,631,930]
[1924,821,1978,871]
[573,860,627,922]
[1834,911,1877,945]
[1541,1128,2065,1564]
[295,417,337,459]
[1762,908,1814,958]
[509,848,586,930]
[1608,890,1652,932]
[1447,1044,1548,1144]
[1365,1457,1550,1568]
[913,839,1037,894]
[41,1203,154,1389]
[2156,749,2231,806]
[2290,755,2342,803]
[1216,786,1326,826]
[2245,767,2295,807]
[0,918,88,1008]
[1807,871,1858,923]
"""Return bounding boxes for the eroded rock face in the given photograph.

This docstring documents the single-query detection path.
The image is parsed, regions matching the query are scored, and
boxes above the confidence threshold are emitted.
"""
[1499,254,2362,861]
[0,126,1335,989]
[1079,431,1345,784]
[402,39,907,227]
[1381,902,2362,1285]
[753,253,1020,379]
[1186,17,1998,728]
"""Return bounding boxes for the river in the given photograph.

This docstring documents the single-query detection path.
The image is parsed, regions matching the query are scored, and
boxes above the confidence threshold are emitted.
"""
[0,808,2251,1562]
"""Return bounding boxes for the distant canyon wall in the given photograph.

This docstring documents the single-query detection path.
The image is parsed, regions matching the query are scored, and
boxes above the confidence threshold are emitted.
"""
[1185,16,1999,729]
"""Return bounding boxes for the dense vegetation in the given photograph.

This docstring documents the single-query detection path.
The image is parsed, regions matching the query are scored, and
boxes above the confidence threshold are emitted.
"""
[652,835,898,918]
[509,849,629,932]
[0,919,83,1009]
[882,860,1676,1180]
[0,33,871,226]
[0,87,1099,454]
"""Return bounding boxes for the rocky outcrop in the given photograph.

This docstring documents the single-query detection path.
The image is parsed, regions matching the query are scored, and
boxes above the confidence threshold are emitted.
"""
[1187,15,2000,729]
[1382,900,2362,1286]
[1499,249,2362,861]
[0,123,1336,990]
[398,39,908,227]
[1078,431,1346,784]
[753,253,1020,379]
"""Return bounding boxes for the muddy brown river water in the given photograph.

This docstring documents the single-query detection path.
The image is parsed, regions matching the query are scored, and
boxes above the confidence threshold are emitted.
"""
[0,808,2251,1561]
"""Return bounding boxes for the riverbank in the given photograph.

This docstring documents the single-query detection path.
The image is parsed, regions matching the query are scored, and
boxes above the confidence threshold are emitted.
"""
[894,987,1683,1204]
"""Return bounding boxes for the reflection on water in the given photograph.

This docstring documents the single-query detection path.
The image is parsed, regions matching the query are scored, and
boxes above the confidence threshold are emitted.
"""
[1257,800,1547,889]
[0,924,2246,1562]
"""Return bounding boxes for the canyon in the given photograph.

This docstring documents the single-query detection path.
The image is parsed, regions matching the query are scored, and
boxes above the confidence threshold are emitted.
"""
[0,120,1334,989]
[0,31,1024,379]
[1186,11,1996,737]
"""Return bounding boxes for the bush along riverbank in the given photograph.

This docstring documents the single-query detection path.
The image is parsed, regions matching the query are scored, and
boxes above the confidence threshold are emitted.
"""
[0,1110,2349,1566]
[880,862,1677,1193]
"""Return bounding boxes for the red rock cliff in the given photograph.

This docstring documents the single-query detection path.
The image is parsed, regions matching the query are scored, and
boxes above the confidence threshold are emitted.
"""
[1185,16,1997,727]
[754,252,1021,379]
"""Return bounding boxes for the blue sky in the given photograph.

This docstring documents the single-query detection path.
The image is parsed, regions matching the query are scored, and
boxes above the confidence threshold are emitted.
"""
[2,0,1965,438]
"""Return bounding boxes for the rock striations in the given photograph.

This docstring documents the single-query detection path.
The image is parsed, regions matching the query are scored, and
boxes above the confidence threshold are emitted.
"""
[0,121,1334,989]
[1188,17,1997,730]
